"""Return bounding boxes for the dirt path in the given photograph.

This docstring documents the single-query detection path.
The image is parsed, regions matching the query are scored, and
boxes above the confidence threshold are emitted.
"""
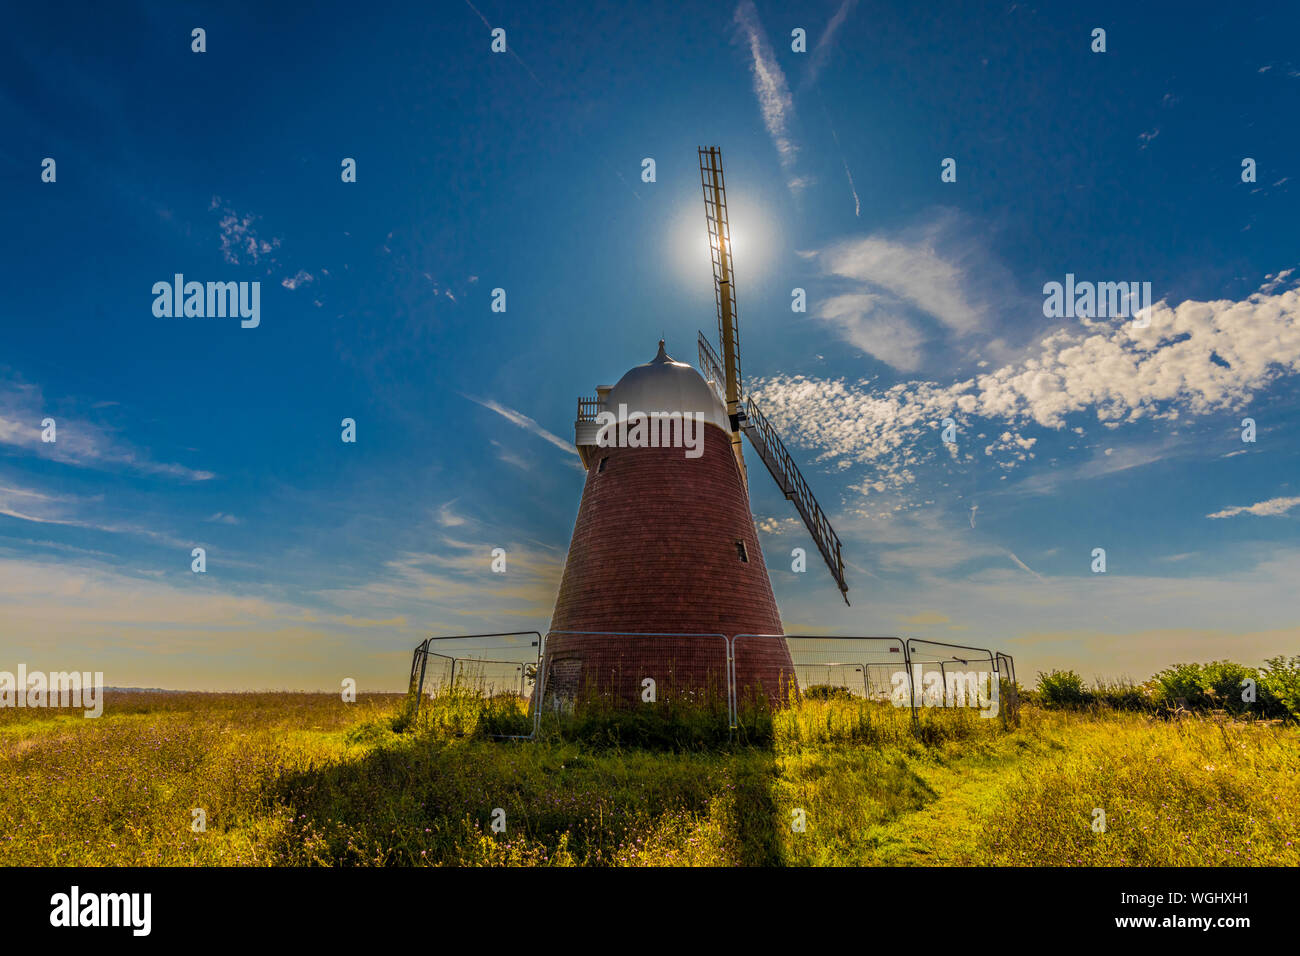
[859,739,1049,865]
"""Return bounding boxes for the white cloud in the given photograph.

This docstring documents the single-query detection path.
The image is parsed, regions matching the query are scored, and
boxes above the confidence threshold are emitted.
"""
[1260,268,1294,293]
[489,439,531,471]
[823,225,990,335]
[436,501,466,527]
[818,294,928,370]
[734,1,803,190]
[316,537,564,626]
[804,215,1018,370]
[803,0,858,90]
[1013,440,1172,496]
[1207,495,1300,519]
[464,394,582,467]
[210,196,281,267]
[755,278,1300,493]
[0,556,424,690]
[971,285,1300,428]
[281,270,314,290]
[0,478,187,546]
[1006,550,1045,582]
[0,375,214,481]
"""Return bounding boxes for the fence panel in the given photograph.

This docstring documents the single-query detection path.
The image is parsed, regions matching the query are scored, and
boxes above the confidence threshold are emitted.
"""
[904,638,1003,716]
[408,632,542,737]
[733,634,913,725]
[407,631,1013,739]
[538,631,731,730]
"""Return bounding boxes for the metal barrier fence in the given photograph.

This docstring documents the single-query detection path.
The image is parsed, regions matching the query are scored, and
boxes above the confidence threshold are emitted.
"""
[408,631,543,738]
[734,634,1013,725]
[907,637,1019,723]
[731,634,908,723]
[905,637,997,711]
[407,630,1016,738]
[539,630,731,717]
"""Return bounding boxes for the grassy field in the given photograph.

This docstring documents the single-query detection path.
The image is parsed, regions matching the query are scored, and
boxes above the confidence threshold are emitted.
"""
[1,690,1296,866]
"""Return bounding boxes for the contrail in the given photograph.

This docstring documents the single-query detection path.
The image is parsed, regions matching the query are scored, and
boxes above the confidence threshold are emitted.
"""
[615,170,643,202]
[817,89,860,217]
[803,0,859,91]
[1006,550,1045,583]
[464,1,642,204]
[463,0,541,85]
[462,393,586,472]
[828,120,861,216]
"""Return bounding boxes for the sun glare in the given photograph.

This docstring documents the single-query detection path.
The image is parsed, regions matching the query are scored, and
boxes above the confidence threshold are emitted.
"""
[673,198,773,294]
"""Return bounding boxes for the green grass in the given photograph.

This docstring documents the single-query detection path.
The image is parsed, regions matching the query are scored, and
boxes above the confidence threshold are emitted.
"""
[0,690,1295,866]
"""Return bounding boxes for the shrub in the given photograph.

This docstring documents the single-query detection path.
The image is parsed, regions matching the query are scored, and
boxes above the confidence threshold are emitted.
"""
[1091,678,1150,712]
[1147,659,1299,717]
[1151,662,1208,710]
[1036,669,1089,708]
[1261,655,1300,721]
[803,685,856,701]
[1200,660,1259,713]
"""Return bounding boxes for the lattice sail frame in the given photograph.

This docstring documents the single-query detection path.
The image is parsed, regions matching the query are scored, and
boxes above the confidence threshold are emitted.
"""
[697,146,850,605]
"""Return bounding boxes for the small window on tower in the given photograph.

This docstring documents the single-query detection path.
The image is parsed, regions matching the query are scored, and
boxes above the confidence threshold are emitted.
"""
[736,540,749,563]
[598,456,609,473]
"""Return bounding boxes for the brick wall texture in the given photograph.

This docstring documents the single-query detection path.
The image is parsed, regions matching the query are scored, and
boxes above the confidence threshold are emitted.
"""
[544,424,795,706]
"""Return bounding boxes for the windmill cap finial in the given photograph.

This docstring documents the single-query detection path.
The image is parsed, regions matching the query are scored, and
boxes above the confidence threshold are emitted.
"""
[606,340,729,431]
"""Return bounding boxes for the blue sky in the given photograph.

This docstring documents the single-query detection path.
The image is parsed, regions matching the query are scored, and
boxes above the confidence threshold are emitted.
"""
[1,0,1298,690]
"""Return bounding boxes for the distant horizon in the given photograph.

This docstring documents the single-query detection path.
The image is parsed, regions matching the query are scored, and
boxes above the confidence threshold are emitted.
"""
[40,643,1297,696]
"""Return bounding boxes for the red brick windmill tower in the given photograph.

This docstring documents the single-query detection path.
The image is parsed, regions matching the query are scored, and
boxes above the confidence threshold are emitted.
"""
[542,147,849,708]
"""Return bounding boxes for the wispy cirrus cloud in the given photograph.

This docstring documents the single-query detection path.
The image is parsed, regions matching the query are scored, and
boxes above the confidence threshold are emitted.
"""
[802,0,859,90]
[436,500,467,527]
[0,555,421,690]
[464,393,583,467]
[489,438,531,471]
[0,375,214,481]
[0,482,76,526]
[734,1,807,191]
[801,212,1019,372]
[316,537,565,626]
[0,478,188,546]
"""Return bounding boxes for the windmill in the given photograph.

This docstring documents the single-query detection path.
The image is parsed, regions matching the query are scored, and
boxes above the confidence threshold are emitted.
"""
[541,147,846,709]
[695,146,849,605]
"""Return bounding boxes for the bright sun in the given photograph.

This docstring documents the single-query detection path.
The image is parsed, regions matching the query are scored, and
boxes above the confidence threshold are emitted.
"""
[673,200,773,296]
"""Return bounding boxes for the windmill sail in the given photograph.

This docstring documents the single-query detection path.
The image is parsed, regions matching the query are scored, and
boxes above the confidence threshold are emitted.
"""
[699,146,747,481]
[741,397,850,605]
[697,144,850,605]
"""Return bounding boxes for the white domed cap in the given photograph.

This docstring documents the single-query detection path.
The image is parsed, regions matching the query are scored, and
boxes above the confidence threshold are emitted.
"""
[605,341,729,431]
